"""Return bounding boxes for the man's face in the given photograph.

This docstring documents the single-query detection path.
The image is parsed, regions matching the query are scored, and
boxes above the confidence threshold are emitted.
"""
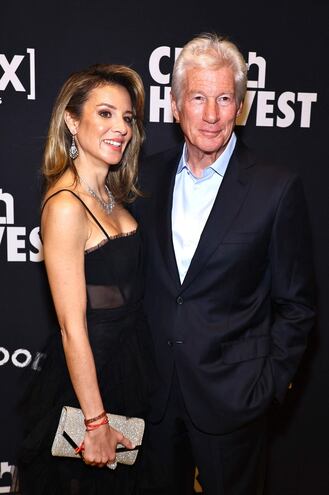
[171,66,242,165]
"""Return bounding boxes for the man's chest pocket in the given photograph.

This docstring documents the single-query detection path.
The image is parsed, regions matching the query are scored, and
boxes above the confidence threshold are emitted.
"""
[221,231,259,244]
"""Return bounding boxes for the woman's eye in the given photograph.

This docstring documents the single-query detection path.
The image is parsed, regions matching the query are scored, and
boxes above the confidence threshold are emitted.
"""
[124,116,133,124]
[99,110,112,118]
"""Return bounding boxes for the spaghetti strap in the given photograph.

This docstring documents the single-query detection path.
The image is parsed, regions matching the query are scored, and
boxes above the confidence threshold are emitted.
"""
[41,189,110,240]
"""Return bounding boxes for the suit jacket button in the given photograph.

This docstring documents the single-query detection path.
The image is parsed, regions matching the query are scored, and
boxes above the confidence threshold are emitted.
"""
[167,340,173,347]
[176,296,184,305]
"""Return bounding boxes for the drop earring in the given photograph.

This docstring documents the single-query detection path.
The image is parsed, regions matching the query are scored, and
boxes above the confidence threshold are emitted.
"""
[69,134,79,160]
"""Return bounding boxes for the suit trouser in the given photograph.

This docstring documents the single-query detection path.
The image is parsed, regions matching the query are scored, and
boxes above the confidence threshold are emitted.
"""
[142,368,268,495]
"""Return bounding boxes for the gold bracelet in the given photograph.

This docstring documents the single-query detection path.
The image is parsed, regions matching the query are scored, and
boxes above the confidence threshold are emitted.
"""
[84,410,107,426]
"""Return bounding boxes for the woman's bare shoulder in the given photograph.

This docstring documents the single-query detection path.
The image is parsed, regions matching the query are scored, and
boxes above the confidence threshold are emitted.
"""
[42,188,86,220]
[41,185,90,247]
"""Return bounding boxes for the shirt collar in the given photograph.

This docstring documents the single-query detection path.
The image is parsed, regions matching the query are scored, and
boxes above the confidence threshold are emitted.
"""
[177,132,237,177]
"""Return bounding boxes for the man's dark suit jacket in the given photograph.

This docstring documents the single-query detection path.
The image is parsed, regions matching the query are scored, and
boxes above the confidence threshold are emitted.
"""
[133,140,315,434]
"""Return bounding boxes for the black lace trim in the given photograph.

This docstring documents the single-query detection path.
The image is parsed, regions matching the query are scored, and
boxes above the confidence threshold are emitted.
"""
[85,229,137,254]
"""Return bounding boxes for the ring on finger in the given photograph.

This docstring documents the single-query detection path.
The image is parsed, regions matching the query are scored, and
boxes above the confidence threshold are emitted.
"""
[107,459,118,470]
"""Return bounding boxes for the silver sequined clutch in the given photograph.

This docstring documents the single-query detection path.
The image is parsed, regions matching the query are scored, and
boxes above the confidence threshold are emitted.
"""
[51,406,145,465]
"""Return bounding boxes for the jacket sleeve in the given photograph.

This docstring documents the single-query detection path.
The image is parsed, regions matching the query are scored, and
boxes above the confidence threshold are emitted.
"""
[269,174,316,402]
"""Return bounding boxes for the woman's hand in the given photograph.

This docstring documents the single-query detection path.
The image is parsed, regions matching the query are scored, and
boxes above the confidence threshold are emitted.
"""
[82,424,135,468]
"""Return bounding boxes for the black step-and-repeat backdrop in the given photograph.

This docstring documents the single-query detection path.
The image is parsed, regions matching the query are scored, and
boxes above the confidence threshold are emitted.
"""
[1,2,328,493]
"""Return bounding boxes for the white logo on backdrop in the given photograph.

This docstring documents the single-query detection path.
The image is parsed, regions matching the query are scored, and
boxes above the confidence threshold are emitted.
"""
[148,46,317,128]
[0,48,36,105]
[0,189,42,262]
[0,462,17,493]
[0,346,45,370]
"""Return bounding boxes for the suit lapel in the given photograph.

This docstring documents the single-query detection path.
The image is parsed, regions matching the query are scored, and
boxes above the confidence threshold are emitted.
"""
[156,147,182,289]
[181,142,255,291]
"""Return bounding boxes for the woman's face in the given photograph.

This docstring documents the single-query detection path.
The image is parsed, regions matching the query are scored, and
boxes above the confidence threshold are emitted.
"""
[72,83,134,168]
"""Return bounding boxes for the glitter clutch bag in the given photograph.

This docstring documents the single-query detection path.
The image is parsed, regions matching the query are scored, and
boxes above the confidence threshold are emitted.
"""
[51,406,145,465]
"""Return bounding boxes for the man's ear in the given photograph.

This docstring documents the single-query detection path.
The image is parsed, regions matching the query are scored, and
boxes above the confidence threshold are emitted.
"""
[236,100,243,117]
[64,111,79,135]
[171,92,180,123]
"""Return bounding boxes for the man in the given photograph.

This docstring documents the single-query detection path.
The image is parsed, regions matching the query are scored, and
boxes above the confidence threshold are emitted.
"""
[134,33,315,495]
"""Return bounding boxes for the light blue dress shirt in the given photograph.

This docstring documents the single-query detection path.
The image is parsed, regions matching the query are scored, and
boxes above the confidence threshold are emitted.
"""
[172,133,237,283]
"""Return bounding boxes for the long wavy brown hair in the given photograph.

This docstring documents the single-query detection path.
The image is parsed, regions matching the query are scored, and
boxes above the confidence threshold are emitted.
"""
[42,64,145,203]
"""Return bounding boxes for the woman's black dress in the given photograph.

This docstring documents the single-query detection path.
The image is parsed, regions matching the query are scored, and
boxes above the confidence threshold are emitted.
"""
[17,191,151,495]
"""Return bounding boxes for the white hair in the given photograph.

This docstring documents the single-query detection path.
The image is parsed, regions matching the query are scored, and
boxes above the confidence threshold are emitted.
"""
[171,33,248,106]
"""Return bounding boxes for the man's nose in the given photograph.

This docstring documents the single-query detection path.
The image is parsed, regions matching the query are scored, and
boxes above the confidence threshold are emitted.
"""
[203,99,219,123]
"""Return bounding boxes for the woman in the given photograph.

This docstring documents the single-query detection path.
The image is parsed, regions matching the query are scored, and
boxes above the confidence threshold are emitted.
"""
[18,64,150,494]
